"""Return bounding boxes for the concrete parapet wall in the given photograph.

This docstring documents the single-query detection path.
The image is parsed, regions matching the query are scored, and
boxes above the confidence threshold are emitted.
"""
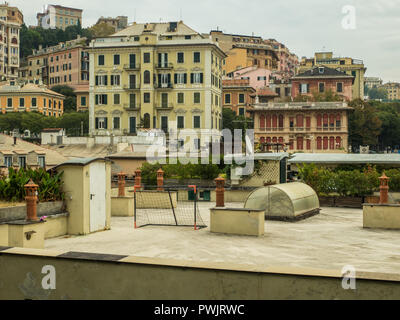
[363,204,400,230]
[111,197,134,217]
[210,208,265,236]
[1,247,400,299]
[0,201,64,223]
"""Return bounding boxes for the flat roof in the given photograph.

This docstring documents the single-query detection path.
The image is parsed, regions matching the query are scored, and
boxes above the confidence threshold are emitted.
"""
[45,204,400,274]
[288,153,400,164]
[225,153,289,162]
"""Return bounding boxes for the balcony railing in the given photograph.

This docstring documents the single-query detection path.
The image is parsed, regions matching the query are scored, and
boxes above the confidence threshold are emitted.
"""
[155,62,173,69]
[123,84,140,90]
[123,104,140,111]
[156,103,174,110]
[123,64,140,70]
[155,83,173,89]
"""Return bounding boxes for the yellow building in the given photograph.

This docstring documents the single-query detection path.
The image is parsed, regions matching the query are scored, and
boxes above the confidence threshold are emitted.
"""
[299,52,366,100]
[89,21,226,146]
[381,82,400,101]
[0,83,64,117]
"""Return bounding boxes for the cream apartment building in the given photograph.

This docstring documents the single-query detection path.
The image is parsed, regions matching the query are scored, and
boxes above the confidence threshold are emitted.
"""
[88,21,226,147]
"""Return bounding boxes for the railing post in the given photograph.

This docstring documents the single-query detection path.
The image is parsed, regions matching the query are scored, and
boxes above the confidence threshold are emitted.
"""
[24,179,39,221]
[215,176,225,208]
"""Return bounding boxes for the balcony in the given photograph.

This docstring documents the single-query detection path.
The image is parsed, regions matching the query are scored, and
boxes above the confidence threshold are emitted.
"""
[123,104,140,111]
[154,83,173,90]
[123,64,140,71]
[155,62,173,70]
[156,103,174,111]
[123,84,140,91]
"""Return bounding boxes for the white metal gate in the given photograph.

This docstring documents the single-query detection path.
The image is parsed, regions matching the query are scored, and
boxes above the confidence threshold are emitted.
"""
[89,161,106,232]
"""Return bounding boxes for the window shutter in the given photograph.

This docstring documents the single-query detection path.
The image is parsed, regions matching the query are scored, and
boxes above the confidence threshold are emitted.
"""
[95,118,99,129]
[167,74,171,84]
[104,94,108,105]
[104,118,108,129]
[95,95,98,105]
[307,84,310,93]
[111,76,114,86]
[158,74,161,85]
[158,53,161,66]
[105,76,108,86]
[200,73,203,83]
[190,73,194,84]
[95,76,98,86]
[174,74,177,84]
[184,73,187,84]
[299,84,301,93]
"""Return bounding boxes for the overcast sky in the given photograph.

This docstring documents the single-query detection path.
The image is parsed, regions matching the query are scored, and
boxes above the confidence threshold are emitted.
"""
[12,0,400,82]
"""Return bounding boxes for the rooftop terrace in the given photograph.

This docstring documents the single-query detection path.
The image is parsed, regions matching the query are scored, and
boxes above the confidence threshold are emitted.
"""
[45,203,400,274]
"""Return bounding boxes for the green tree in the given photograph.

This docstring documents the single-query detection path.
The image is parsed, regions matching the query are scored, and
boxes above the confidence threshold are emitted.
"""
[51,85,77,113]
[348,99,382,150]
[368,87,388,100]
[88,23,116,38]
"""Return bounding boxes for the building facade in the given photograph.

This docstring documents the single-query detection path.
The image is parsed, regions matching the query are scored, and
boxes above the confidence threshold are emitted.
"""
[0,83,64,117]
[24,37,89,111]
[381,82,400,101]
[208,30,298,83]
[231,66,272,89]
[95,16,128,33]
[37,5,82,30]
[0,3,23,80]
[222,79,255,117]
[291,66,354,101]
[88,21,226,147]
[253,102,352,153]
[299,52,366,100]
[364,77,383,89]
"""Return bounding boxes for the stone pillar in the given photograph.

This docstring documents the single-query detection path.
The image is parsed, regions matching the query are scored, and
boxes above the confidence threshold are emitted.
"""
[24,179,39,221]
[379,172,390,204]
[215,176,225,208]
[117,172,126,197]
[157,168,164,191]
[134,169,142,189]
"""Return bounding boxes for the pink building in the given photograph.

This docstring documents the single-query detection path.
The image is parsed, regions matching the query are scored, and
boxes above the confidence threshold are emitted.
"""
[232,66,272,89]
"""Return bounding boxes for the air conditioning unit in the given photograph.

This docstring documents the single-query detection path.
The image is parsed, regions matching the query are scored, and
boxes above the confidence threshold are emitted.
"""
[360,145,369,154]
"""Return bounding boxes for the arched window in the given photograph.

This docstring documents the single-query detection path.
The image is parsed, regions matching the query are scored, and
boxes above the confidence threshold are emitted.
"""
[323,114,328,128]
[272,115,277,128]
[297,136,304,150]
[260,115,265,130]
[266,115,271,129]
[317,114,322,128]
[144,70,150,84]
[278,115,284,128]
[317,137,322,150]
[329,114,335,127]
[329,137,335,149]
[336,137,342,149]
[143,113,150,128]
[296,114,304,128]
[323,137,329,150]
